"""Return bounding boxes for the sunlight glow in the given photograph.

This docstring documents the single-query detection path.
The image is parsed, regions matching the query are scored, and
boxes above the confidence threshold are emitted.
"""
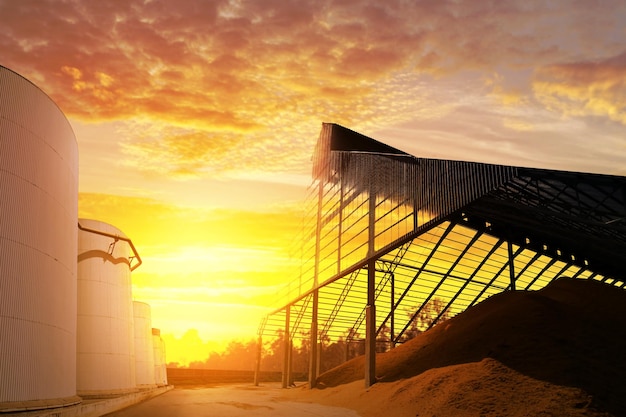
[3,0,625,366]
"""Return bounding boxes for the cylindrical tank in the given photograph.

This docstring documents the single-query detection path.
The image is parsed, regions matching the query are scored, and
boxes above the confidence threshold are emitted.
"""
[0,66,80,411]
[77,219,136,397]
[133,301,156,389]
[152,329,168,386]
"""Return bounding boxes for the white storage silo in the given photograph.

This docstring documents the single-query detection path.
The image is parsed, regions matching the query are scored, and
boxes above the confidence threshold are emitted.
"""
[77,219,138,397]
[152,328,168,386]
[133,301,156,389]
[0,66,80,411]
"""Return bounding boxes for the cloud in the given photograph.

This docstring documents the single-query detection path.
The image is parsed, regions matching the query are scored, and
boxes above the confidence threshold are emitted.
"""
[2,0,626,177]
[118,125,243,178]
[533,52,626,124]
[375,98,626,176]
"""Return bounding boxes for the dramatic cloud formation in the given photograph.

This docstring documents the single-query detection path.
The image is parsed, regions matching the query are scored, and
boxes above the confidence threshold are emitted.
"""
[3,0,626,359]
[534,52,626,124]
[2,0,625,178]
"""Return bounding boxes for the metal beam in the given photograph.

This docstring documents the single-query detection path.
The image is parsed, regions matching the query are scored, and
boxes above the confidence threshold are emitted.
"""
[526,257,558,289]
[403,225,483,336]
[365,181,377,388]
[308,289,319,388]
[433,235,504,329]
[508,240,516,291]
[467,244,525,310]
[390,271,395,348]
[282,305,291,388]
[386,221,457,341]
[253,335,262,386]
[365,260,376,387]
[308,178,324,389]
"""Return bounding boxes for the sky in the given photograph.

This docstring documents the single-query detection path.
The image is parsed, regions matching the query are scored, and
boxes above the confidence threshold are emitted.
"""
[2,0,626,366]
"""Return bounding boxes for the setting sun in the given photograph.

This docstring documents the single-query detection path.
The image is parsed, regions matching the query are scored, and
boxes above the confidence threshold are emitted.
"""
[2,0,626,370]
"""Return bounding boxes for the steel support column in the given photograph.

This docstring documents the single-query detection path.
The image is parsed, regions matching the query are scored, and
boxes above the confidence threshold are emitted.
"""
[365,179,377,388]
[365,261,376,387]
[508,240,516,291]
[287,339,294,387]
[308,289,319,388]
[309,178,324,389]
[390,271,395,349]
[316,341,322,379]
[253,335,262,386]
[282,305,291,388]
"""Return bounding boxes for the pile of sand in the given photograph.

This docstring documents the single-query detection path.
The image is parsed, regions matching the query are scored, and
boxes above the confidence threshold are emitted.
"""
[295,278,626,416]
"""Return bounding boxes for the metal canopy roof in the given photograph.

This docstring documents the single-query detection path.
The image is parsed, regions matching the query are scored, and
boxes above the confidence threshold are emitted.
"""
[256,123,626,385]
[464,167,626,280]
[320,124,626,280]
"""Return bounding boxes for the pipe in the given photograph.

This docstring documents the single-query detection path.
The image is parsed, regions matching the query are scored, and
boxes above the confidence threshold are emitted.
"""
[77,222,143,271]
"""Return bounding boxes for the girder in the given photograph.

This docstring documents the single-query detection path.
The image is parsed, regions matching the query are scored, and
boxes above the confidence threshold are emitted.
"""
[256,123,626,388]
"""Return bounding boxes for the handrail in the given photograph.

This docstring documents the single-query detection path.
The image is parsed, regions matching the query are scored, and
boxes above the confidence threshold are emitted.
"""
[77,222,143,271]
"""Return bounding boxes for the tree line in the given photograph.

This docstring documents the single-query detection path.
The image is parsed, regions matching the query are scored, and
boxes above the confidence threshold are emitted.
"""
[168,298,451,375]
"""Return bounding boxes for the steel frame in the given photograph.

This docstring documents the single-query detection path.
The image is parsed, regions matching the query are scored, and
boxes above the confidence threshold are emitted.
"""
[255,124,626,388]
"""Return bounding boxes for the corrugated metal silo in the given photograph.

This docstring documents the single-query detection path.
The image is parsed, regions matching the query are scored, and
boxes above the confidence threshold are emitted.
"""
[133,301,156,388]
[77,219,138,397]
[0,66,80,411]
[152,328,168,386]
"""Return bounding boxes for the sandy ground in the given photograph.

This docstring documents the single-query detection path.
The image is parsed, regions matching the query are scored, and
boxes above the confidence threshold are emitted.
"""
[286,360,606,417]
[300,278,625,417]
[107,278,624,417]
[103,383,360,417]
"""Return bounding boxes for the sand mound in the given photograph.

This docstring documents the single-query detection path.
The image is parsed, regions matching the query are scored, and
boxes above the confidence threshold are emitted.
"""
[312,278,626,416]
[303,357,600,417]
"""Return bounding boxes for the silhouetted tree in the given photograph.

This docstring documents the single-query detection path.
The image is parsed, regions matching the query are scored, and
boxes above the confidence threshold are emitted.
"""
[261,329,285,372]
[291,331,310,375]
[376,324,391,353]
[176,299,452,374]
[345,327,365,360]
[320,337,346,372]
[402,297,451,342]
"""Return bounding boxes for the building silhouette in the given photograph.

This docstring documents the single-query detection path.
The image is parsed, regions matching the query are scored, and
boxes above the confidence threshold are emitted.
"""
[257,123,626,388]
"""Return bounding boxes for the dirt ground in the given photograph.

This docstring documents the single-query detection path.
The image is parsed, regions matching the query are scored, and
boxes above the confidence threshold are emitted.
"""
[300,278,626,416]
[287,360,608,417]
[109,278,625,417]
[104,383,360,417]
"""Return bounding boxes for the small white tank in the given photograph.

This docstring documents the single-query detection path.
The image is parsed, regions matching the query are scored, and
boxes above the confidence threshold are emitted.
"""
[152,328,168,386]
[77,219,137,397]
[0,66,80,411]
[133,301,156,388]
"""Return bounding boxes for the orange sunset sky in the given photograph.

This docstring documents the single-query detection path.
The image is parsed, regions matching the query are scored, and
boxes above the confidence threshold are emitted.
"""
[2,0,626,366]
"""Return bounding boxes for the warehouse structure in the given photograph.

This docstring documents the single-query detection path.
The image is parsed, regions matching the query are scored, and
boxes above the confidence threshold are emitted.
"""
[257,123,626,388]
